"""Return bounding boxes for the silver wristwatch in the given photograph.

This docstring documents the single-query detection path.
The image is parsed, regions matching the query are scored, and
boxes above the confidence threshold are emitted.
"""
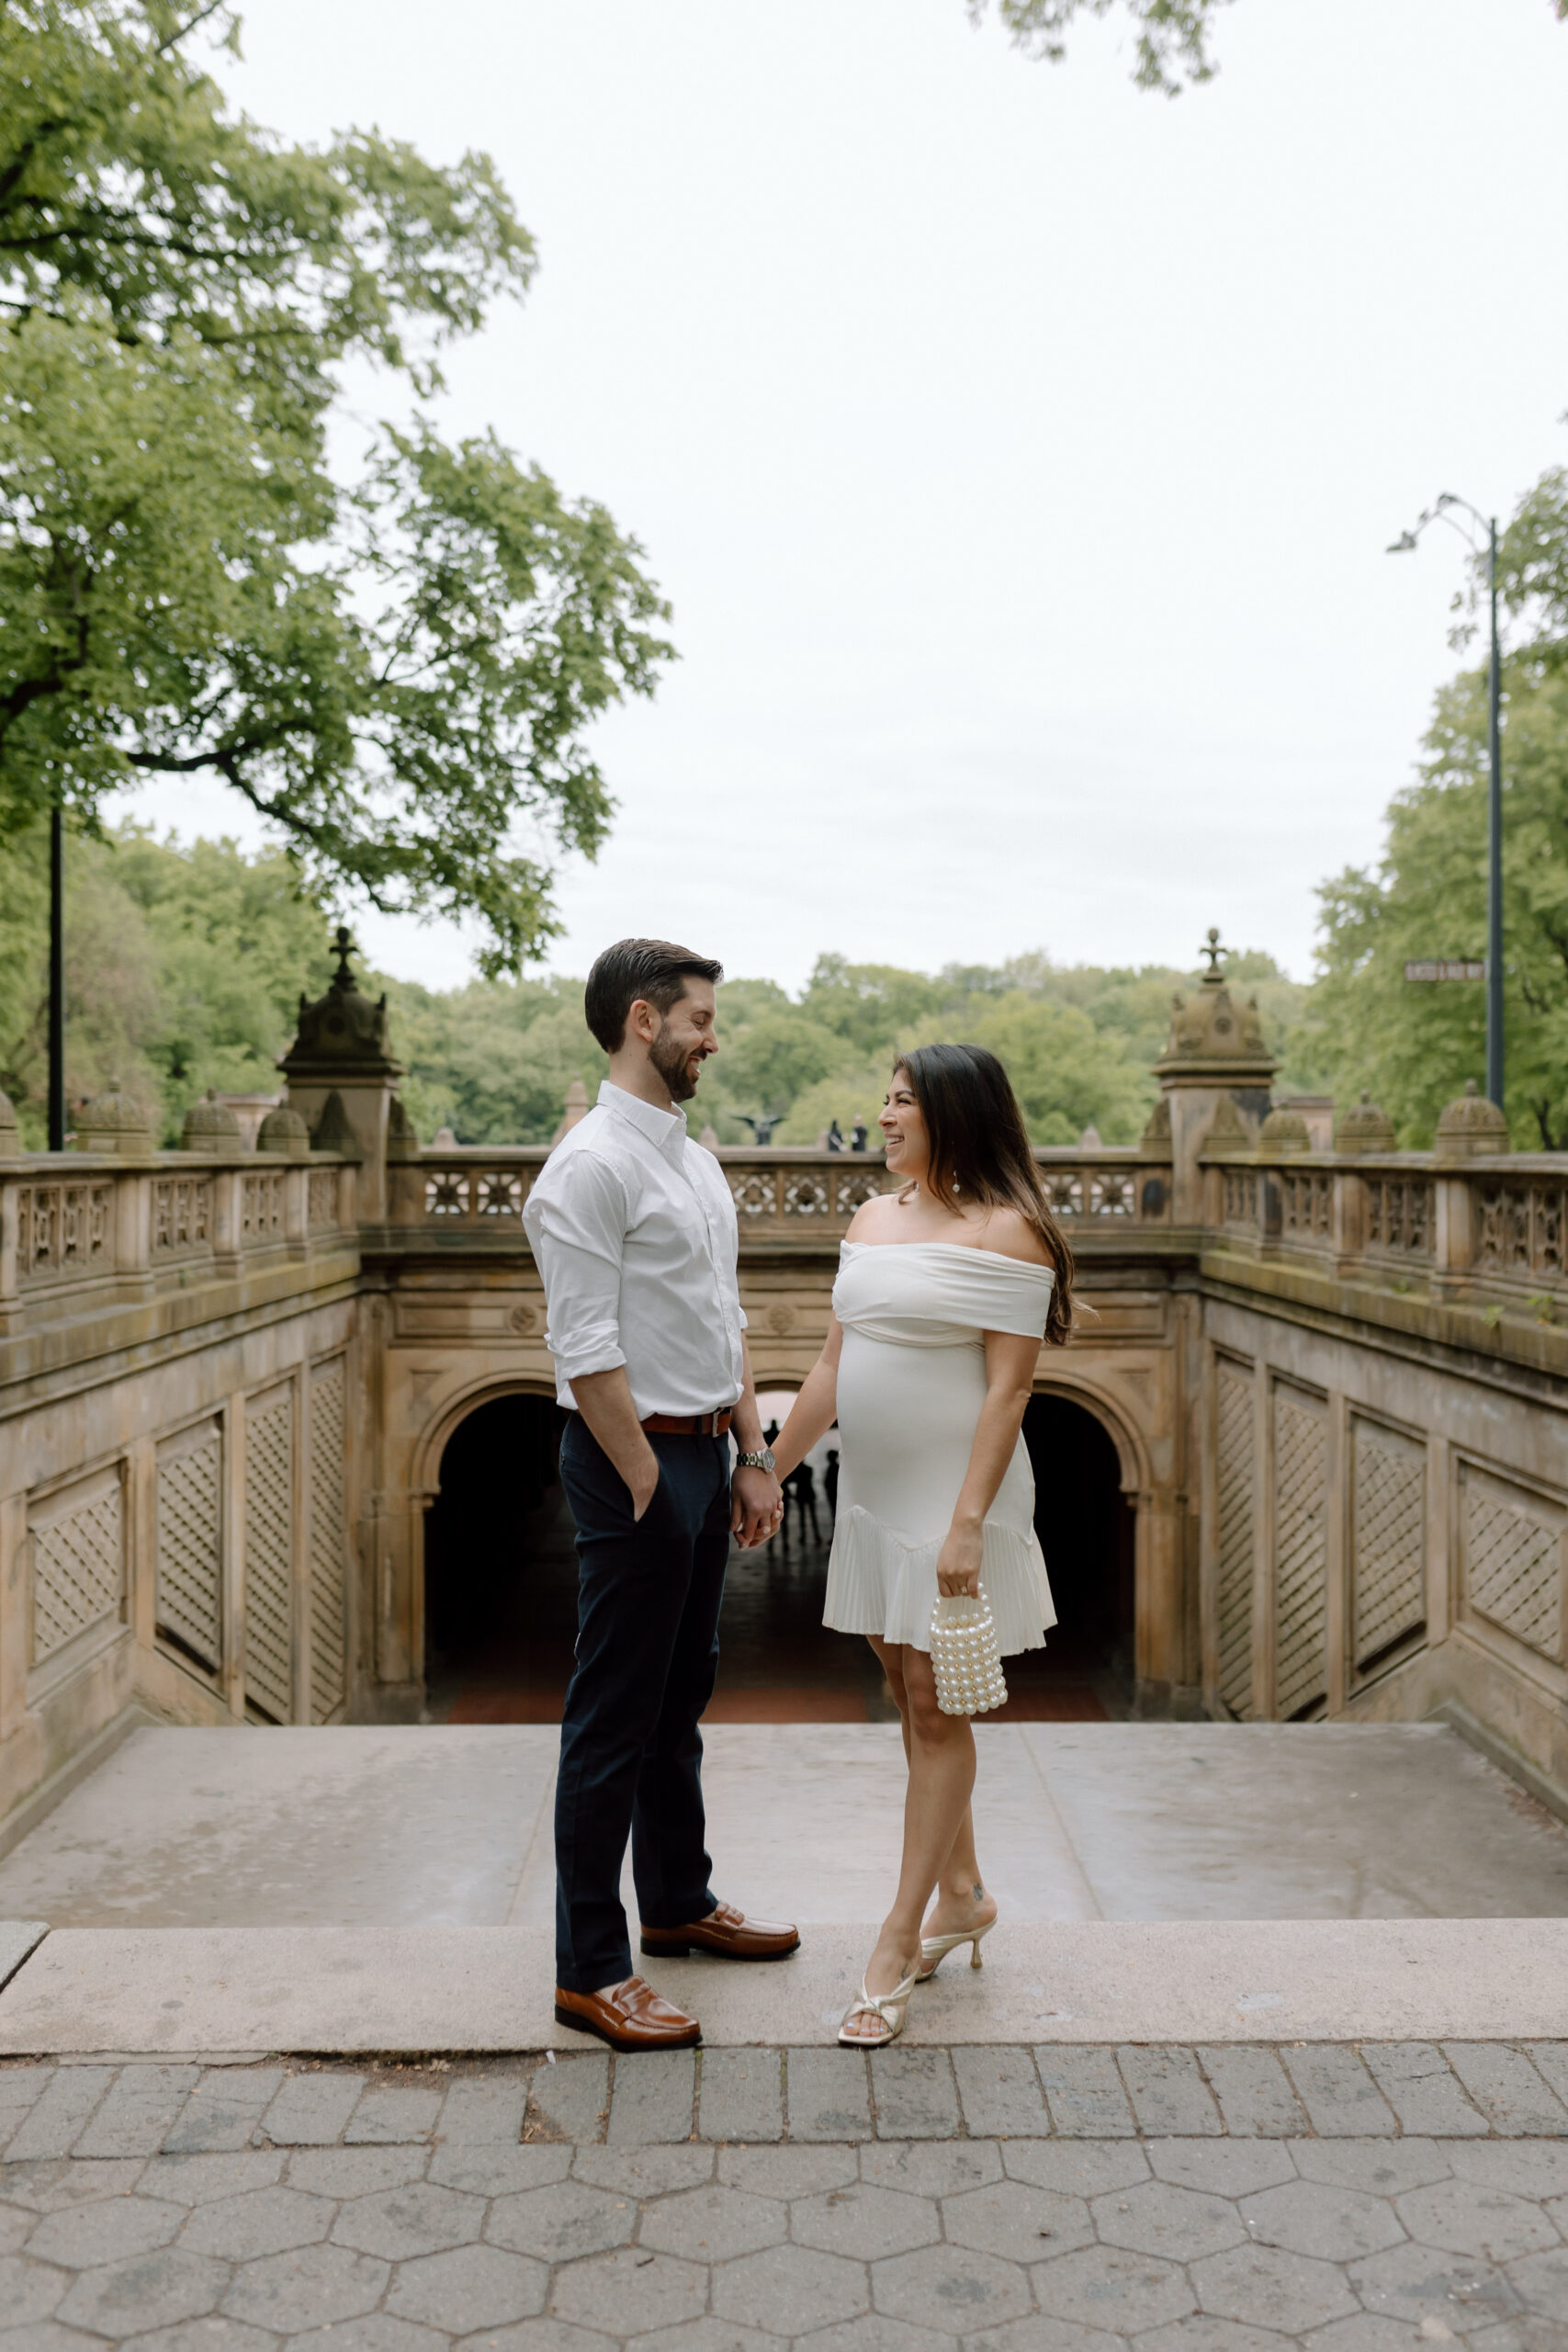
[736,1447,776,1473]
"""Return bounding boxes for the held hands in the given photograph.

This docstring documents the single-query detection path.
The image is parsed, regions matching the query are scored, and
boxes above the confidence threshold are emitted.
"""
[731,1465,784,1549]
[936,1516,984,1599]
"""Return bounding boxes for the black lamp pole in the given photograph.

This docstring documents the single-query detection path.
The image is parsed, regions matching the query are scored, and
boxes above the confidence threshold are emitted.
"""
[48,800,64,1151]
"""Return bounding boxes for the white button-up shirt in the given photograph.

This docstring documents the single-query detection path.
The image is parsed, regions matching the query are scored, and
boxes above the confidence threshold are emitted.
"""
[523,1081,747,1417]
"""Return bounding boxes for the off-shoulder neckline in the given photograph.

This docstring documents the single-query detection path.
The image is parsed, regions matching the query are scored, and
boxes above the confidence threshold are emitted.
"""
[839,1238,1055,1279]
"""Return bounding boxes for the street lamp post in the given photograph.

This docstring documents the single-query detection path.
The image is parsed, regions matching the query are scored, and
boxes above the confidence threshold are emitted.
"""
[48,802,65,1151]
[1388,493,1505,1111]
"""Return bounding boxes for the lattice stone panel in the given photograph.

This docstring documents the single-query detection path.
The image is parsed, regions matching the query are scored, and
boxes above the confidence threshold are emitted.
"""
[30,1465,124,1664]
[244,1385,295,1722]
[156,1420,223,1673]
[1350,1419,1426,1673]
[1273,1385,1328,1719]
[309,1359,347,1724]
[1462,1465,1563,1662]
[1215,1359,1255,1719]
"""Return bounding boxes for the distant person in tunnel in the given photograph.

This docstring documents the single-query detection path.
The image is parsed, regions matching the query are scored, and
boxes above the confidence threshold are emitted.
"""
[773,1043,1075,2047]
[524,937,796,2054]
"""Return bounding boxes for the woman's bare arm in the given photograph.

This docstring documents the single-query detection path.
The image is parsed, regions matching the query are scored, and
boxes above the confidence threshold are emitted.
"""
[936,1327,1041,1597]
[772,1315,845,1482]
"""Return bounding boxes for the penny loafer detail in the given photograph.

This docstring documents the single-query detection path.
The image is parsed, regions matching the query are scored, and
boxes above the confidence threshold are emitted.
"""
[554,1975,701,2051]
[640,1900,801,1961]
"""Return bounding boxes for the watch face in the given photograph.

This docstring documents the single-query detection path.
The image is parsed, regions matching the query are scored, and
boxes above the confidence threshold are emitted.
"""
[761,1448,776,1473]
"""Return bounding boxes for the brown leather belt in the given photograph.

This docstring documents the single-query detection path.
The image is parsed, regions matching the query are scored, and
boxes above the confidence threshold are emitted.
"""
[641,1408,736,1437]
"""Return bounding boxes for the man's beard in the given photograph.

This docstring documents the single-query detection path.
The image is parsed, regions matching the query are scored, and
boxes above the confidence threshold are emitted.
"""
[651,1026,700,1102]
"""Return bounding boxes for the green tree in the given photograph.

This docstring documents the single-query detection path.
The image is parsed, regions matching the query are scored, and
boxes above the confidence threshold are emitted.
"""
[0,2,672,974]
[970,0,1231,90]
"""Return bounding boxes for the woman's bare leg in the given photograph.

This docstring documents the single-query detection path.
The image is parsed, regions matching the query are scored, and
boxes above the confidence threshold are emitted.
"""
[866,1637,994,1948]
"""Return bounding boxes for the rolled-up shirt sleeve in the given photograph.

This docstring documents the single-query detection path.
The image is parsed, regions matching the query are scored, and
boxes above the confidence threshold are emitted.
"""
[525,1151,629,1384]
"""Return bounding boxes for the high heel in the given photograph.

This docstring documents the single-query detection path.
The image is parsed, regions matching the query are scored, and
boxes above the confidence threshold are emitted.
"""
[838,1969,919,2048]
[917,1913,997,1983]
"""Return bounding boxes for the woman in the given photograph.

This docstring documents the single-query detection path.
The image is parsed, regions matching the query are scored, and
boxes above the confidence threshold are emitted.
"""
[772,1043,1074,2046]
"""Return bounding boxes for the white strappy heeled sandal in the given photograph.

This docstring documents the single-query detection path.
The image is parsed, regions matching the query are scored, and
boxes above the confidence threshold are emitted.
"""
[917,1913,997,1983]
[838,1968,919,2048]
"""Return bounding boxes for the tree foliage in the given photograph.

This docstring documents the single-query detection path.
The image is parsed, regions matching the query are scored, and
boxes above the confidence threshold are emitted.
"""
[0,1,672,974]
[970,0,1232,91]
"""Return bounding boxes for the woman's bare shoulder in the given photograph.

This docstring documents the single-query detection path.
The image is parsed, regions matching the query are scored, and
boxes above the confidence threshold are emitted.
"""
[845,1192,904,1242]
[976,1204,1054,1269]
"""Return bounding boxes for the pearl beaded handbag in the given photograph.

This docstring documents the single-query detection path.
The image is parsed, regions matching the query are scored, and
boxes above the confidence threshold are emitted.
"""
[929,1587,1009,1716]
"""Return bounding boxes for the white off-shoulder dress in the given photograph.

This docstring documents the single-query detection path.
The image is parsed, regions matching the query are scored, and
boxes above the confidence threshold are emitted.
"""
[821,1240,1057,1657]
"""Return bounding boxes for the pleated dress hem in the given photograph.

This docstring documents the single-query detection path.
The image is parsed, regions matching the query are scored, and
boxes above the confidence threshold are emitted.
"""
[822,1503,1055,1656]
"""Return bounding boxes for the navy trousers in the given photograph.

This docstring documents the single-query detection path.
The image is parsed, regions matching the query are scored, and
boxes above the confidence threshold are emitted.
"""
[553,1416,731,1992]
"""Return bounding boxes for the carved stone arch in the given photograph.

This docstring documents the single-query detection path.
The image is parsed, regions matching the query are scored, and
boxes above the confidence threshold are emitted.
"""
[1030,1371,1154,1496]
[411,1373,560,1504]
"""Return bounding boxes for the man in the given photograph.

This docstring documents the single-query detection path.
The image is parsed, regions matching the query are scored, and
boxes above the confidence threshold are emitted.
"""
[523,938,797,2052]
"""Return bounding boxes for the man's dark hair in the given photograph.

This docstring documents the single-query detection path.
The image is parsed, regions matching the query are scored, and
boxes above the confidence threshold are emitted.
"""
[584,938,724,1053]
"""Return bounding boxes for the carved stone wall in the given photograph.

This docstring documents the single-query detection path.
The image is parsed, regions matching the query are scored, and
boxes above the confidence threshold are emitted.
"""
[309,1357,348,1724]
[1213,1355,1255,1720]
[155,1419,223,1678]
[1349,1418,1426,1678]
[243,1385,296,1724]
[1272,1385,1328,1721]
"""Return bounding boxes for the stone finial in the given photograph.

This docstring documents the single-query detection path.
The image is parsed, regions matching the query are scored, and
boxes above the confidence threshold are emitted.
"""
[1435,1078,1510,1159]
[697,1124,721,1152]
[1139,1096,1173,1159]
[552,1078,591,1146]
[1258,1106,1312,1155]
[73,1077,152,1155]
[0,1085,17,1159]
[1154,929,1276,1084]
[279,926,401,1080]
[432,1125,457,1149]
[1335,1089,1396,1154]
[1078,1123,1103,1149]
[180,1088,243,1153]
[386,1093,419,1161]
[310,1089,364,1160]
[256,1103,310,1159]
[1199,1096,1251,1154]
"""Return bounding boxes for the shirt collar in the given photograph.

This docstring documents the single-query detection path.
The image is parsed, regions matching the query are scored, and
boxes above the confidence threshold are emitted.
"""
[599,1080,688,1152]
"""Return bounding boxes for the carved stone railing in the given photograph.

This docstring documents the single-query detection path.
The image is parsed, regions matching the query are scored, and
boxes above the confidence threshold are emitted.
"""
[1205,1149,1568,1307]
[0,1150,357,1332]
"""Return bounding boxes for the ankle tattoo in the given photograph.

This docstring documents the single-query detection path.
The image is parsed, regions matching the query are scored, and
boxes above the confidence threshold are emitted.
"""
[973,1882,985,1903]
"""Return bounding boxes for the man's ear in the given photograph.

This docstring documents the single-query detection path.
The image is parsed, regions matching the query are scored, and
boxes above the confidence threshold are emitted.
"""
[626,997,660,1046]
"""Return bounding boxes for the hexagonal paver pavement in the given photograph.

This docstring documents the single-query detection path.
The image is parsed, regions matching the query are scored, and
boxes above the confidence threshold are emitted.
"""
[872,2244,1032,2332]
[1147,2142,1297,2198]
[1192,2243,1359,2335]
[490,2182,638,2263]
[59,2249,231,2337]
[0,2252,71,2327]
[941,2180,1094,2265]
[1238,2179,1405,2262]
[332,2183,485,2261]
[552,2248,708,2336]
[637,2186,785,2264]
[715,2242,870,2335]
[178,2185,336,2260]
[1506,2245,1568,2321]
[386,2242,549,2330]
[1032,2244,1196,2334]
[1348,2240,1524,2334]
[790,2184,940,2262]
[797,2319,960,2352]
[1396,2178,1562,2262]
[28,2195,184,2268]
[1093,2179,1245,2263]
[220,2243,390,2332]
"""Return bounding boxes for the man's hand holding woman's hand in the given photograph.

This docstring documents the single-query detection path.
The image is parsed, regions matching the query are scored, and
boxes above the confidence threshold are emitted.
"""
[731,1465,783,1548]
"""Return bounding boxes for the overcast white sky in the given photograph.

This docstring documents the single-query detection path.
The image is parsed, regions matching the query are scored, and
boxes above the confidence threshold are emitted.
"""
[118,0,1568,992]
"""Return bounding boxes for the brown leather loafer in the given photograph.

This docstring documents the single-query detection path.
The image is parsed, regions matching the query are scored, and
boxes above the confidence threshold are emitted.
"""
[554,1975,701,2051]
[640,1900,801,1962]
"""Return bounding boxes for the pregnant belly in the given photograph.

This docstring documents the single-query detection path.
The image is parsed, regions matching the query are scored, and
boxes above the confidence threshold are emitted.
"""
[836,1329,987,1543]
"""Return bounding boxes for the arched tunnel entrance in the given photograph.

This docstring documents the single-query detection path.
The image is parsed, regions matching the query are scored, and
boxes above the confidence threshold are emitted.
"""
[423,1387,1136,1721]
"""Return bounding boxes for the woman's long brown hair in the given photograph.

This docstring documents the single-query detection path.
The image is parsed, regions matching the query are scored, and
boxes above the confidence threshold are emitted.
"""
[893,1043,1075,1346]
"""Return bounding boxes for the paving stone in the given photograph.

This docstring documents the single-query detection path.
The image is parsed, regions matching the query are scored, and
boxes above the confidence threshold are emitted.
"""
[139,2152,286,2206]
[220,2244,390,2333]
[117,2317,280,2352]
[791,2183,939,2262]
[5,2071,115,2163]
[529,2055,610,2143]
[164,2071,284,2155]
[28,2195,184,2268]
[872,2243,1031,2330]
[456,2325,614,2352]
[716,2241,870,2335]
[1506,2245,1568,2321]
[1442,2045,1568,2138]
[1237,2178,1404,2262]
[796,2321,958,2352]
[717,2145,857,2197]
[1116,2049,1222,2138]
[280,2317,446,2352]
[433,2143,575,2196]
[4,2327,138,2352]
[785,2050,873,2143]
[2,2156,149,2211]
[552,2249,707,2336]
[1191,2244,1358,2334]
[1137,2324,1290,2352]
[859,2143,1001,2197]
[942,2179,1093,2264]
[1146,2142,1295,2198]
[952,2048,1049,2139]
[1398,2176,1561,2262]
[1194,2047,1308,2140]
[967,2320,1126,2352]
[489,2181,637,2263]
[698,2052,783,2145]
[1359,2043,1490,2138]
[333,2180,484,2260]
[73,2067,200,2160]
[605,2052,694,2147]
[287,2147,430,2198]
[437,2074,531,2146]
[1032,2244,1195,2333]
[638,2184,784,2262]
[1301,2319,1441,2352]
[178,2186,335,2261]
[1455,2143,1568,2199]
[0,2068,55,2154]
[1093,2179,1244,2263]
[262,2073,366,2147]
[0,2251,71,2325]
[628,2322,774,2352]
[571,2146,715,2197]
[868,2051,959,2141]
[1036,2049,1135,2138]
[344,2085,445,2145]
[1279,2049,1396,2138]
[0,2201,37,2252]
[1348,2240,1523,2333]
[1001,2143,1150,2198]
[1292,2141,1451,2197]
[1526,2045,1568,2109]
[58,2248,229,2336]
[387,2241,548,2330]
[1439,2320,1568,2352]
